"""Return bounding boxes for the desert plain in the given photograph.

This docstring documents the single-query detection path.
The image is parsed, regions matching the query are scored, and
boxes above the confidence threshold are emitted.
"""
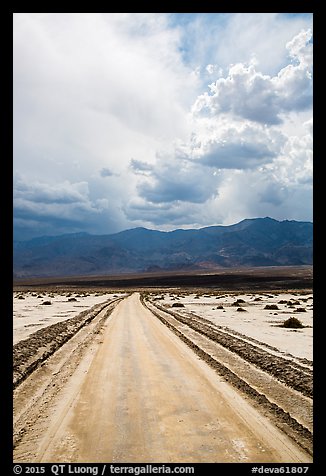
[13,266,313,463]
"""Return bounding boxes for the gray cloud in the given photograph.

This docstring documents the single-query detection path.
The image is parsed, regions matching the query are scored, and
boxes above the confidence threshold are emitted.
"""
[130,159,154,174]
[124,198,215,228]
[134,157,219,204]
[13,15,313,239]
[13,175,124,239]
[100,168,115,177]
[200,140,276,169]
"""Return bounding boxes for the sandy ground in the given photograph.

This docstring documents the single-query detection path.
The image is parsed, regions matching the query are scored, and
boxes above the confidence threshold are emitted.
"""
[13,292,312,463]
[13,291,127,344]
[155,291,313,361]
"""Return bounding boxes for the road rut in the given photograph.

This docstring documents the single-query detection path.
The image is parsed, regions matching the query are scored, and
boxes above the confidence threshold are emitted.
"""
[14,293,311,463]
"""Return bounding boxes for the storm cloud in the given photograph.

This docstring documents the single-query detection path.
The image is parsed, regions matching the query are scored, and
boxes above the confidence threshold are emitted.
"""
[13,13,313,239]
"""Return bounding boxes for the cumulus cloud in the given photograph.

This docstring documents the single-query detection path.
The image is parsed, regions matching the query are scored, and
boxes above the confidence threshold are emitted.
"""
[126,26,312,228]
[270,117,313,186]
[191,119,286,169]
[192,29,312,125]
[131,155,220,204]
[13,14,313,239]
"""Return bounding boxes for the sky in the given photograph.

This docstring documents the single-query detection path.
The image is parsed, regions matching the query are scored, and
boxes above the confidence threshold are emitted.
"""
[13,12,313,240]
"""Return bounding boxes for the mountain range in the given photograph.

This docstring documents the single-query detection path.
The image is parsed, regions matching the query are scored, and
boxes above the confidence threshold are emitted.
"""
[13,217,313,278]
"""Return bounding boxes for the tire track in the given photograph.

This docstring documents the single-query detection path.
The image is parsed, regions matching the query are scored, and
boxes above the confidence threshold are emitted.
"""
[13,297,126,388]
[143,296,313,456]
[147,299,312,397]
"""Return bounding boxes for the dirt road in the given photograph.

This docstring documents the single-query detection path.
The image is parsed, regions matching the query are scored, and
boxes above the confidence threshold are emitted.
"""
[14,293,311,463]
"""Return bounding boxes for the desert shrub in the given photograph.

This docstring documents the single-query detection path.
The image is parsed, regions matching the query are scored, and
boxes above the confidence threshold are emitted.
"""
[18,295,25,300]
[253,297,262,301]
[68,297,78,302]
[278,300,288,304]
[294,307,306,312]
[236,307,247,312]
[264,304,279,310]
[42,301,52,305]
[172,302,185,308]
[282,317,304,329]
[216,305,224,309]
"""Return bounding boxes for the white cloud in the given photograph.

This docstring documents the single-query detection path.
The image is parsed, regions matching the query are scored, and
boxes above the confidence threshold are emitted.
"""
[13,14,313,239]
[126,25,312,229]
[190,118,286,169]
[13,13,196,179]
[192,29,312,125]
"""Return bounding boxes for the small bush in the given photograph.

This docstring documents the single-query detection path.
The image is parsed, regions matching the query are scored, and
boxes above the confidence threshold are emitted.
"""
[42,301,52,305]
[236,307,247,312]
[253,297,262,301]
[264,304,279,310]
[172,302,185,308]
[282,317,304,329]
[278,300,288,304]
[68,297,78,302]
[216,305,224,309]
[294,307,306,312]
[18,295,25,300]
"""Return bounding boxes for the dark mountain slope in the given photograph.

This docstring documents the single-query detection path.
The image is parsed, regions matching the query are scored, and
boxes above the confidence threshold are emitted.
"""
[13,217,313,278]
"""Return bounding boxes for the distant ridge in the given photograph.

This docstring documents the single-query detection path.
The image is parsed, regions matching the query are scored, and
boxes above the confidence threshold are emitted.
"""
[13,217,313,278]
